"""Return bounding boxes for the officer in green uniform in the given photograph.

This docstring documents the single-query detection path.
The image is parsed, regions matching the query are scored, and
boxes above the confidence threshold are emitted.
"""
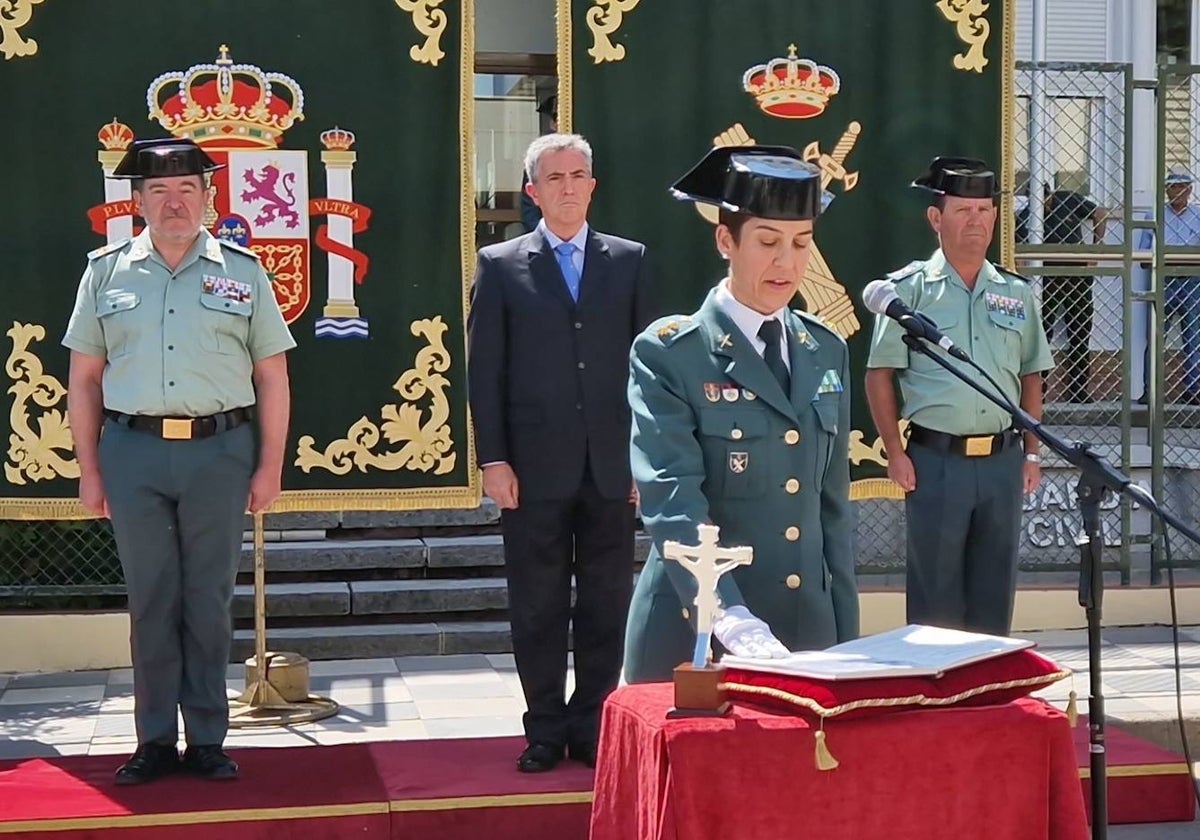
[865,156,1054,636]
[63,138,296,784]
[624,146,858,683]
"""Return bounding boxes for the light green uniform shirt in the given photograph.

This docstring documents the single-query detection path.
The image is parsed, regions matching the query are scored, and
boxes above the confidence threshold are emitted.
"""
[866,249,1054,435]
[62,228,296,417]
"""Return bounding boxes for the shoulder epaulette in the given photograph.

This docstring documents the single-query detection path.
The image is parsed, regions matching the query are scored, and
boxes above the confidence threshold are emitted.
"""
[793,308,844,344]
[650,315,698,345]
[217,238,261,260]
[87,238,131,260]
[996,265,1033,286]
[885,260,925,282]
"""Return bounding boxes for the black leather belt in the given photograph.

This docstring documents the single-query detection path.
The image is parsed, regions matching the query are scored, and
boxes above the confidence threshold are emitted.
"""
[908,424,1021,458]
[104,406,255,440]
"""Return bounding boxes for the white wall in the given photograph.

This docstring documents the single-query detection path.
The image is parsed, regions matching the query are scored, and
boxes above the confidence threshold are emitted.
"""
[476,0,556,54]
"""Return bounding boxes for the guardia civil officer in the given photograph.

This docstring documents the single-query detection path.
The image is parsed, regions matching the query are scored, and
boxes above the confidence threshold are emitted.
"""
[64,138,296,784]
[624,146,858,683]
[864,156,1053,636]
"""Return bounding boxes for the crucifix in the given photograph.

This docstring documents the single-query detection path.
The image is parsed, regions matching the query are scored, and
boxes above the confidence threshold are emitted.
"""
[663,523,754,669]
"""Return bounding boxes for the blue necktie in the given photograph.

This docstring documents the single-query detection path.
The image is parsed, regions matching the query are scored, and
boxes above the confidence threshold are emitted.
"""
[554,242,581,301]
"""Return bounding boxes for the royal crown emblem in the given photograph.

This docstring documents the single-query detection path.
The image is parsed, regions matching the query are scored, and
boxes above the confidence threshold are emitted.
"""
[743,44,840,120]
[146,45,304,148]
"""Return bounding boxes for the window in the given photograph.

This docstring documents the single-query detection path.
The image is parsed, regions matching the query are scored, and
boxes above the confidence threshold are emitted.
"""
[474,52,556,248]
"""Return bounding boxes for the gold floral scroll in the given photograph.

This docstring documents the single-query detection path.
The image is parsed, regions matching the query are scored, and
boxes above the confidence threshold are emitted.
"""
[0,0,44,61]
[848,420,910,469]
[935,0,990,73]
[587,0,640,64]
[6,323,79,485]
[395,0,448,66]
[295,316,457,475]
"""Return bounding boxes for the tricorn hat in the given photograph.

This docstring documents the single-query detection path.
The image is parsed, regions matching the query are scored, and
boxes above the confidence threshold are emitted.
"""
[911,156,998,198]
[670,145,830,220]
[111,137,224,180]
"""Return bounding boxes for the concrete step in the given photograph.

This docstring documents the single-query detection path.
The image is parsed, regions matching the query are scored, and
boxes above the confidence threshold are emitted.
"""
[239,538,425,573]
[231,582,350,619]
[231,620,511,661]
[425,535,504,568]
[351,579,508,614]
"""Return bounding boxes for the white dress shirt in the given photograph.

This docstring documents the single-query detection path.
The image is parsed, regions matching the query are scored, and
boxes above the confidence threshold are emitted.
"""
[714,279,791,371]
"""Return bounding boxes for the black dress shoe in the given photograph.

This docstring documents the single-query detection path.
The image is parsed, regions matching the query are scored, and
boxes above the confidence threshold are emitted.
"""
[517,742,563,773]
[182,745,239,780]
[114,743,180,785]
[567,741,598,769]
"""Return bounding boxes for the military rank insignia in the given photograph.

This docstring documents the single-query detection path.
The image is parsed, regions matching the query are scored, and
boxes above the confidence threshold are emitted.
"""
[816,368,844,394]
[203,274,252,303]
[984,291,1026,320]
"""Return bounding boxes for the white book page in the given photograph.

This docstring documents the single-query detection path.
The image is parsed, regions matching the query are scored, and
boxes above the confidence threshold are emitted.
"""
[722,624,1035,681]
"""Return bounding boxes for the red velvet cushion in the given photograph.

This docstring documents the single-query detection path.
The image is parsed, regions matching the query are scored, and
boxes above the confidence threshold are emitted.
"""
[722,648,1069,721]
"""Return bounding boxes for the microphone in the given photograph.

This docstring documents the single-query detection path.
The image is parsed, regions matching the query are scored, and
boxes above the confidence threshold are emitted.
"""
[861,279,971,362]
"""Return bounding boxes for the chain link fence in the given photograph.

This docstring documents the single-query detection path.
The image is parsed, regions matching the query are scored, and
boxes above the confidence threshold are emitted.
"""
[0,520,122,609]
[1012,61,1135,577]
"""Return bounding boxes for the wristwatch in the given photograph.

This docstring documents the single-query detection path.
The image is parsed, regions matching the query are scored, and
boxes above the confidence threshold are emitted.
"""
[1024,453,1041,464]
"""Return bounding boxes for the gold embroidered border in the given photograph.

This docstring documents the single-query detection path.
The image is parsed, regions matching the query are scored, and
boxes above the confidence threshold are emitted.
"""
[395,0,448,66]
[0,802,388,835]
[391,791,594,812]
[999,0,1015,267]
[720,669,1070,719]
[557,0,573,133]
[0,0,44,61]
[936,0,991,73]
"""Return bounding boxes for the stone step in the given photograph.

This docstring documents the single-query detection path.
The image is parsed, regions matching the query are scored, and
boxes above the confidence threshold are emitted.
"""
[239,538,425,573]
[351,579,508,614]
[231,582,350,619]
[231,620,512,661]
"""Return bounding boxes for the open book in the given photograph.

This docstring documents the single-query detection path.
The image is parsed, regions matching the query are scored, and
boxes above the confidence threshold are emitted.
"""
[721,624,1036,681]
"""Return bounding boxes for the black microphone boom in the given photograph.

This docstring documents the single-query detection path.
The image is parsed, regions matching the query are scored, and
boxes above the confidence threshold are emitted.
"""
[861,279,971,362]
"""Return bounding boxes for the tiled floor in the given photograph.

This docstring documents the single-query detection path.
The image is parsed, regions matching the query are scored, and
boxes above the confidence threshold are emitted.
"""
[3,629,1200,762]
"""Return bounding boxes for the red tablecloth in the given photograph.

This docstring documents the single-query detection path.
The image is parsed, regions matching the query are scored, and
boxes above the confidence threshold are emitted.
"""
[590,683,1089,840]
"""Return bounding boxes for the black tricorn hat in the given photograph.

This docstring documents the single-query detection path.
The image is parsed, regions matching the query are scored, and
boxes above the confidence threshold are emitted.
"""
[911,156,998,198]
[111,137,224,180]
[670,145,830,221]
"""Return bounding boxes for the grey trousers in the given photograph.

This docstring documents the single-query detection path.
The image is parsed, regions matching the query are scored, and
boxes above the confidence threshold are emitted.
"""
[99,419,255,747]
[904,440,1024,636]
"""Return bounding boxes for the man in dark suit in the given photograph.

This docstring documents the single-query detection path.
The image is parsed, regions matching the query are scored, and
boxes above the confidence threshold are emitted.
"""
[468,133,655,773]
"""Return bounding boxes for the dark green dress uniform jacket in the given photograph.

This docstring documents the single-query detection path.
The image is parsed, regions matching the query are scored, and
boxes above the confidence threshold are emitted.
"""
[624,287,858,683]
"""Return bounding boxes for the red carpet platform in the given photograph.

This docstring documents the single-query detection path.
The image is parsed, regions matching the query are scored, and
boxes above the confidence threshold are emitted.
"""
[1073,716,1196,825]
[0,723,1191,838]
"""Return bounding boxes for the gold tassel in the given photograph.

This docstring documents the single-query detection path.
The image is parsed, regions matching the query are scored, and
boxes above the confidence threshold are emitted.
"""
[814,724,839,771]
[1067,690,1079,728]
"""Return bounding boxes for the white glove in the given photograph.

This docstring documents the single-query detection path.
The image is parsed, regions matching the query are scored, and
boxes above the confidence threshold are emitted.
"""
[712,605,790,659]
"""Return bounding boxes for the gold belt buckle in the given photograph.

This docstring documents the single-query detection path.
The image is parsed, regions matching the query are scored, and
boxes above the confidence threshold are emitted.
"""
[964,435,992,457]
[161,418,193,441]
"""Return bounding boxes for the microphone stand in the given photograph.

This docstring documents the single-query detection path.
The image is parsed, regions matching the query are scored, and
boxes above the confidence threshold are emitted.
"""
[899,333,1200,840]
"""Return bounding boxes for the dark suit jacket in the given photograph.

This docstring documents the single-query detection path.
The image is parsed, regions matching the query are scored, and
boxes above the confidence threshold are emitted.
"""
[468,226,655,501]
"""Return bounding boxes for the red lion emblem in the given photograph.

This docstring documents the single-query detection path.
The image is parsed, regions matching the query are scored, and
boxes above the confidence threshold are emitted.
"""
[240,164,301,229]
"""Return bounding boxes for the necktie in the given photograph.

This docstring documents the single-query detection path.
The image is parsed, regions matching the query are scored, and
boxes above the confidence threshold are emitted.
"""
[554,242,581,301]
[758,318,790,395]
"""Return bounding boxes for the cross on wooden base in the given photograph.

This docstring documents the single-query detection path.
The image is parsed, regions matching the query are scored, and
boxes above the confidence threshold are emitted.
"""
[663,524,754,663]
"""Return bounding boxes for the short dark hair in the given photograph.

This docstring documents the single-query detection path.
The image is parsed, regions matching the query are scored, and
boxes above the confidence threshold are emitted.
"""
[718,208,752,241]
[930,195,947,211]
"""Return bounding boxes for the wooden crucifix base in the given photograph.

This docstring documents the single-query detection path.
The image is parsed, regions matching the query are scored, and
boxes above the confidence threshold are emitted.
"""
[666,662,731,718]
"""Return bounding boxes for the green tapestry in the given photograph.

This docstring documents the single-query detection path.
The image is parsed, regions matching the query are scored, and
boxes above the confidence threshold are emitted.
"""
[566,0,1013,497]
[1,1,478,518]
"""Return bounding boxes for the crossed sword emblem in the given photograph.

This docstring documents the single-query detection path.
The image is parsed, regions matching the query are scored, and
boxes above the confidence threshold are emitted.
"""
[701,120,863,338]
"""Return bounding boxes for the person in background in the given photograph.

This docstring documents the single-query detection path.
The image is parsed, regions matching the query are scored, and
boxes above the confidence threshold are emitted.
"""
[520,95,558,232]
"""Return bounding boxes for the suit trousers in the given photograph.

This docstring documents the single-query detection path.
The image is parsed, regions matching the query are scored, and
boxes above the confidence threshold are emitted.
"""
[500,470,635,747]
[99,420,255,747]
[904,440,1024,636]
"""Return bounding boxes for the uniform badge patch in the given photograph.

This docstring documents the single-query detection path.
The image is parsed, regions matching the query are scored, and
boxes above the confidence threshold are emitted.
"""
[203,274,252,303]
[986,292,1026,320]
[703,382,721,403]
[817,368,844,394]
[729,451,749,473]
[722,385,740,402]
[717,333,734,349]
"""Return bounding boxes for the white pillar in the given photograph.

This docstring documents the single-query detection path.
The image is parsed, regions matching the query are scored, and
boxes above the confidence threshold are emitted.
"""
[1028,0,1050,245]
[97,121,133,244]
[320,128,359,320]
[1129,0,1158,399]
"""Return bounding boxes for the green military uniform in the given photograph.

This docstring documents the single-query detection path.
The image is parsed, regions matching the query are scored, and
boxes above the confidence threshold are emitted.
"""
[63,226,295,748]
[624,289,858,682]
[866,248,1053,634]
